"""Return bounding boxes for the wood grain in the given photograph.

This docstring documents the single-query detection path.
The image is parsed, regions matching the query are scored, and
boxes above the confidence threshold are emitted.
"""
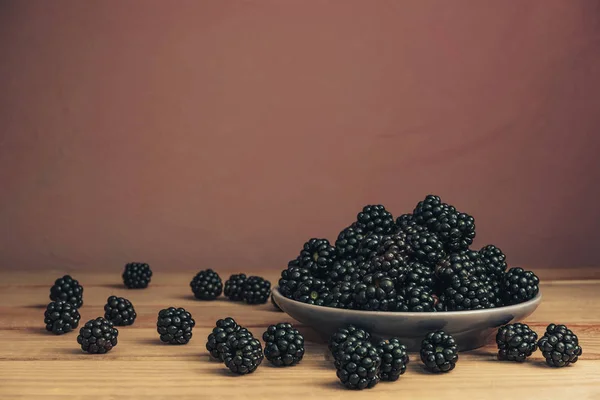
[0,269,599,399]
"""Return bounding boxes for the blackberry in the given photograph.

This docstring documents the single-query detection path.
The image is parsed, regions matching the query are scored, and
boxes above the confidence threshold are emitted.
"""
[406,230,446,265]
[262,322,305,366]
[413,195,476,251]
[49,275,83,308]
[288,258,300,268]
[353,275,397,311]
[435,251,474,283]
[122,262,152,289]
[496,323,538,362]
[293,277,330,306]
[206,317,244,360]
[156,307,195,344]
[374,232,412,258]
[44,301,80,335]
[502,267,539,305]
[328,281,356,309]
[77,317,118,354]
[403,286,435,312]
[103,296,136,326]
[278,267,311,298]
[395,213,417,232]
[335,224,365,260]
[420,330,458,373]
[356,204,394,235]
[242,276,271,304]
[219,330,264,375]
[485,276,503,307]
[224,273,247,301]
[190,269,223,300]
[405,261,435,290]
[376,338,409,381]
[357,233,385,261]
[538,324,582,367]
[335,340,381,390]
[329,325,371,361]
[442,274,492,310]
[297,238,337,277]
[479,244,507,278]
[394,293,410,311]
[368,249,409,285]
[327,259,359,283]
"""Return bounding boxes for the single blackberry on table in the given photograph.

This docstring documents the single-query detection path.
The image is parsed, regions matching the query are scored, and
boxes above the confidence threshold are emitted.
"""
[368,249,409,285]
[190,269,223,300]
[156,307,195,344]
[49,275,83,308]
[328,280,356,309]
[335,340,381,390]
[224,273,247,301]
[293,277,330,306]
[403,286,435,312]
[405,261,435,290]
[122,262,152,289]
[206,317,245,360]
[376,338,409,381]
[420,330,458,373]
[77,317,118,354]
[242,276,271,304]
[538,324,582,367]
[44,301,80,335]
[479,244,507,278]
[442,274,492,310]
[353,274,397,311]
[329,325,372,361]
[357,233,385,261]
[103,296,136,326]
[219,330,264,375]
[496,323,538,362]
[327,259,359,283]
[335,224,365,260]
[297,238,337,277]
[356,204,395,235]
[406,230,446,265]
[278,267,311,298]
[502,267,539,305]
[262,322,305,366]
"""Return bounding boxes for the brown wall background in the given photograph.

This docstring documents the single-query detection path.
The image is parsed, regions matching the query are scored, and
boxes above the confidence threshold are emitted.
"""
[1,1,600,271]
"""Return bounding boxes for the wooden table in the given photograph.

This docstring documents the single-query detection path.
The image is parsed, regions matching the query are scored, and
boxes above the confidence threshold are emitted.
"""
[1,269,599,399]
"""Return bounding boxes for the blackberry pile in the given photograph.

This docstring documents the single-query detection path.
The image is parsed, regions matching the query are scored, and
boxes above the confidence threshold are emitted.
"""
[278,196,541,312]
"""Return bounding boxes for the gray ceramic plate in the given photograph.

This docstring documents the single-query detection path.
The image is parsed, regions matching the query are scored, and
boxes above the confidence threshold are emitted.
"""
[272,287,542,351]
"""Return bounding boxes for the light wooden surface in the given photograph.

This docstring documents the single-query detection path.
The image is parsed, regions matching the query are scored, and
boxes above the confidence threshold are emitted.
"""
[0,269,599,399]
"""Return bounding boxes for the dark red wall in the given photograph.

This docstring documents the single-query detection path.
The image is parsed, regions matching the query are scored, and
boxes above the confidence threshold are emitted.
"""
[1,1,600,270]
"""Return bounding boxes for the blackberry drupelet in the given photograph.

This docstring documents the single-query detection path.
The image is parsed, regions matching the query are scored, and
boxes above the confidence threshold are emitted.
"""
[335,224,365,260]
[420,330,458,373]
[297,238,337,277]
[335,340,381,390]
[122,262,152,289]
[77,317,118,354]
[278,267,311,298]
[403,286,435,312]
[327,259,359,283]
[406,230,446,265]
[224,273,247,301]
[206,317,244,360]
[103,296,136,326]
[190,269,223,300]
[368,249,409,285]
[49,275,83,308]
[376,338,409,381]
[357,233,385,261]
[44,301,80,335]
[353,274,397,311]
[538,324,582,367]
[356,204,394,235]
[329,325,371,361]
[219,330,264,374]
[442,274,492,310]
[502,267,539,305]
[242,276,271,304]
[293,277,330,306]
[262,322,305,366]
[479,244,507,278]
[156,307,195,344]
[496,323,538,362]
[405,261,435,290]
